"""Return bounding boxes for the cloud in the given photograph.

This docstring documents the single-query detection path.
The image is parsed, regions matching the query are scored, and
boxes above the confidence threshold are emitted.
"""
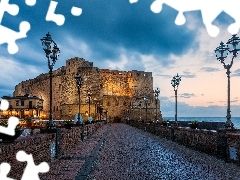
[201,67,220,72]
[1,0,240,119]
[179,93,196,98]
[181,70,196,78]
[0,56,43,98]
[161,99,240,117]
[157,74,172,79]
[232,69,240,77]
[219,100,239,103]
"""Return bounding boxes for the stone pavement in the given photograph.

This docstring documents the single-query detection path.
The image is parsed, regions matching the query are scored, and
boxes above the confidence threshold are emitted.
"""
[41,123,240,180]
[39,124,109,180]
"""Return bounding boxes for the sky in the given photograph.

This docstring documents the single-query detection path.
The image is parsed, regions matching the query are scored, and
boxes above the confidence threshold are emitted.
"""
[1,0,240,117]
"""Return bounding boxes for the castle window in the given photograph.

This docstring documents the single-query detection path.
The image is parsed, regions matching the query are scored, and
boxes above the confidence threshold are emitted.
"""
[68,62,70,65]
[56,106,58,111]
[29,101,32,108]
[21,101,24,106]
[123,101,126,106]
[107,101,111,106]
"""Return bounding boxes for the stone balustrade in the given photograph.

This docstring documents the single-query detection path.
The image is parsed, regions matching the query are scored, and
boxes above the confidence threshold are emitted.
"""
[127,120,240,166]
[0,121,105,179]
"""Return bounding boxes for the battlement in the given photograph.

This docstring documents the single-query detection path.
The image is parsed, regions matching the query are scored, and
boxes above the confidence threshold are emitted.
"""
[12,57,160,121]
[66,57,93,68]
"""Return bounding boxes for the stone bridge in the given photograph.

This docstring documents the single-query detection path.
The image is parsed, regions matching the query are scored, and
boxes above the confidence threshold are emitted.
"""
[1,122,240,179]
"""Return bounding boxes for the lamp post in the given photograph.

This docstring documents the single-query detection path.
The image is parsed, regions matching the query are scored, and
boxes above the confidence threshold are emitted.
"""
[87,88,92,118]
[130,105,133,121]
[214,34,240,129]
[171,73,181,124]
[40,32,60,129]
[99,105,103,120]
[75,73,83,141]
[105,109,108,123]
[138,101,142,121]
[154,88,160,122]
[93,98,97,120]
[74,73,83,125]
[143,96,148,122]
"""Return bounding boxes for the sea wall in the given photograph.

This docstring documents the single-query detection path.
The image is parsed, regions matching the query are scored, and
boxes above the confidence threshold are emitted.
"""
[127,121,240,166]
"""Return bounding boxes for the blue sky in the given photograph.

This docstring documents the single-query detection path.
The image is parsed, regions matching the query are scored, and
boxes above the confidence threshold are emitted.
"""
[1,0,240,117]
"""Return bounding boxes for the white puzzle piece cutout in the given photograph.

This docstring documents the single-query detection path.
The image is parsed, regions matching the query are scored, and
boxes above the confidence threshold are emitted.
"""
[130,0,240,37]
[0,100,19,136]
[16,151,49,180]
[0,0,35,54]
[0,162,16,180]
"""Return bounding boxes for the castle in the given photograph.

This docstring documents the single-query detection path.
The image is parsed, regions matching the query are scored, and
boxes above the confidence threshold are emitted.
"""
[13,57,162,122]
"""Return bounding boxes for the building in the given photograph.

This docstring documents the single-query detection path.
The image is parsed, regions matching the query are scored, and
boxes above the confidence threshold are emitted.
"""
[12,57,162,122]
[0,94,44,119]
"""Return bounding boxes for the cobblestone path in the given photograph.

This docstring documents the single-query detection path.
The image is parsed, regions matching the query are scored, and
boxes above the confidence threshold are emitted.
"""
[89,123,240,180]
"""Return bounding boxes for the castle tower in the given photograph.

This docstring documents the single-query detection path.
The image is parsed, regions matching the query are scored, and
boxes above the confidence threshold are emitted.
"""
[13,58,162,122]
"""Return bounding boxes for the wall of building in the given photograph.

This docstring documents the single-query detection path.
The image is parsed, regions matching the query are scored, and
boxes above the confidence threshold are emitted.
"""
[13,57,162,121]
[1,96,44,119]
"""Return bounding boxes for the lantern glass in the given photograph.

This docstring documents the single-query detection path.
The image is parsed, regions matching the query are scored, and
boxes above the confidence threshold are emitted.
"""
[227,34,240,53]
[215,42,229,60]
[75,74,83,87]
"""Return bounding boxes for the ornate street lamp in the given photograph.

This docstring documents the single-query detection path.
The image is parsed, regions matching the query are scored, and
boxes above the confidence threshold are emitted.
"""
[87,88,92,118]
[40,32,60,129]
[143,96,148,122]
[138,101,142,121]
[74,73,83,125]
[99,105,103,120]
[75,73,83,141]
[171,73,181,124]
[93,98,98,120]
[132,105,136,120]
[214,34,240,129]
[154,88,160,122]
[104,109,108,123]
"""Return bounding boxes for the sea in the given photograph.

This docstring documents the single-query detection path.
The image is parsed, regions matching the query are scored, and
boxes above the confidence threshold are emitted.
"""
[163,117,240,129]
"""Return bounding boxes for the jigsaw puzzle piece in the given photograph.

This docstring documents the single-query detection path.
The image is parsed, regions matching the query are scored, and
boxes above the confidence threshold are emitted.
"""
[25,0,36,6]
[150,0,163,13]
[0,99,9,110]
[175,12,186,25]
[0,0,19,22]
[200,1,222,37]
[0,21,30,54]
[16,151,49,180]
[223,0,240,35]
[0,116,19,136]
[129,0,138,3]
[0,162,16,180]
[71,6,82,16]
[46,0,65,26]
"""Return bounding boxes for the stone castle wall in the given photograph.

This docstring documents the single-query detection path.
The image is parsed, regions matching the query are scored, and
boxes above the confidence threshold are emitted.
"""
[13,57,162,121]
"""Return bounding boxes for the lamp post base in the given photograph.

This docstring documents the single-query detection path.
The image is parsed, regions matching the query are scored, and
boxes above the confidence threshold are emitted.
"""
[224,122,234,129]
[47,120,55,129]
